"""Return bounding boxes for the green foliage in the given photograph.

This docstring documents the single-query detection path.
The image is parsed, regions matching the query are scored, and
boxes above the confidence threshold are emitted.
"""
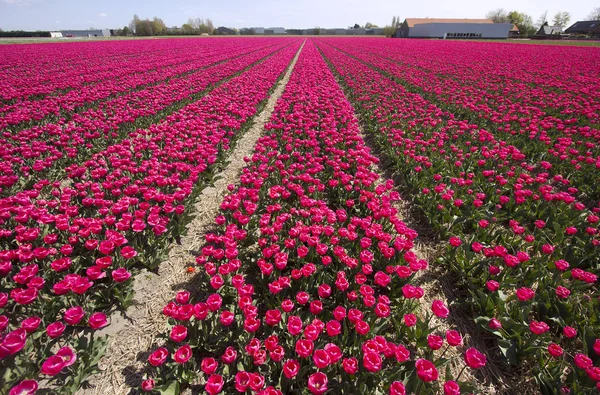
[187,17,214,35]
[552,12,571,28]
[486,9,510,23]
[130,15,167,36]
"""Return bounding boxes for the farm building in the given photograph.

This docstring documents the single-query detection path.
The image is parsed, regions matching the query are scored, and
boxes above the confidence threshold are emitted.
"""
[264,27,285,35]
[366,28,384,35]
[347,28,367,35]
[564,21,600,37]
[59,29,111,37]
[251,27,285,35]
[286,29,306,35]
[216,26,236,35]
[395,18,511,39]
[534,23,563,38]
[323,28,347,35]
[285,27,383,35]
[508,24,520,38]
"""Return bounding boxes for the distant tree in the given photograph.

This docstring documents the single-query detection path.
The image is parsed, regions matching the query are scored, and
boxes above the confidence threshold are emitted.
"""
[205,18,214,32]
[365,22,378,28]
[239,27,255,35]
[182,23,194,34]
[521,14,536,36]
[536,10,548,28]
[187,17,214,34]
[314,26,321,35]
[486,9,509,23]
[129,14,140,34]
[383,15,401,37]
[122,26,130,36]
[152,17,166,35]
[353,23,360,29]
[187,18,196,31]
[507,11,536,36]
[553,11,571,27]
[132,17,158,36]
[587,7,600,20]
[140,21,153,36]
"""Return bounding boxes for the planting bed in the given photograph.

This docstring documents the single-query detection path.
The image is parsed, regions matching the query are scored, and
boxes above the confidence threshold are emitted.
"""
[1,36,599,395]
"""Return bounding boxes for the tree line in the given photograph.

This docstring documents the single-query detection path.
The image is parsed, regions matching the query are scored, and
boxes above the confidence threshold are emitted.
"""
[486,9,571,36]
[112,15,224,36]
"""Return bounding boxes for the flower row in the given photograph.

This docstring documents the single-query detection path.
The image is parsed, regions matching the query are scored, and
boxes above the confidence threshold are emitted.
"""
[143,39,484,395]
[316,38,600,392]
[0,40,301,394]
[330,39,600,201]
[0,39,261,101]
[0,40,295,195]
[0,39,279,129]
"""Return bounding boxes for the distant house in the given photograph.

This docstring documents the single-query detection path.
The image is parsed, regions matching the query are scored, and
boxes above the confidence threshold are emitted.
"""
[284,27,383,36]
[395,18,510,39]
[347,27,366,35]
[60,29,110,38]
[286,29,306,35]
[534,23,563,38]
[564,21,600,37]
[366,28,384,35]
[216,26,236,35]
[50,32,63,38]
[508,24,520,38]
[252,27,285,35]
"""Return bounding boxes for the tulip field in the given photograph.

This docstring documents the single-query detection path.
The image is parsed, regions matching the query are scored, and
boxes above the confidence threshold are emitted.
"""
[0,37,599,395]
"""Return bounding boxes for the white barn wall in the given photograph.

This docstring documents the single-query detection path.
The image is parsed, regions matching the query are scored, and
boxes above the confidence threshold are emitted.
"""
[408,23,511,38]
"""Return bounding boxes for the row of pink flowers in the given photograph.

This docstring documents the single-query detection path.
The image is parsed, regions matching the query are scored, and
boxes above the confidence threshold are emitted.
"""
[316,37,600,392]
[334,38,600,201]
[0,39,280,128]
[0,39,302,393]
[0,40,296,194]
[0,38,278,101]
[143,39,485,395]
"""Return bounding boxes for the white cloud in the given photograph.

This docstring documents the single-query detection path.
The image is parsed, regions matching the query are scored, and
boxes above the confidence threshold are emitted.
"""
[55,20,61,24]
[99,12,107,17]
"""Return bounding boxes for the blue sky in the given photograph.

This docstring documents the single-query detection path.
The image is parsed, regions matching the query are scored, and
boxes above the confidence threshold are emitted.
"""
[0,0,595,31]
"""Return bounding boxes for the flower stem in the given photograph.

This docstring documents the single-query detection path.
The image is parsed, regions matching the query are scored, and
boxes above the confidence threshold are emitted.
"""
[456,364,467,381]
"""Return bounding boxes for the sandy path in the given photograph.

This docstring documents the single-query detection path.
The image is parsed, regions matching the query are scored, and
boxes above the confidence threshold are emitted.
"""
[78,39,306,395]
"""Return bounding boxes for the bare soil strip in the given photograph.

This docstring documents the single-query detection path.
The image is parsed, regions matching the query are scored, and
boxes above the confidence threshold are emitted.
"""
[77,40,306,395]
